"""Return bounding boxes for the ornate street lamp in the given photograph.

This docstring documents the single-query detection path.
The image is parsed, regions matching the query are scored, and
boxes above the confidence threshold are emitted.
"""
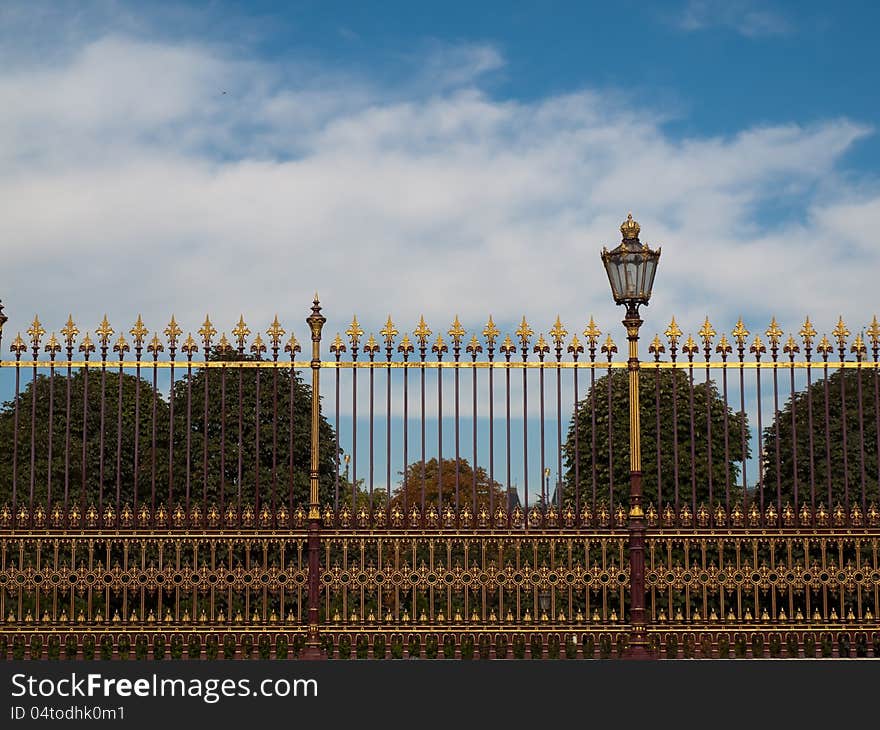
[601,212,661,659]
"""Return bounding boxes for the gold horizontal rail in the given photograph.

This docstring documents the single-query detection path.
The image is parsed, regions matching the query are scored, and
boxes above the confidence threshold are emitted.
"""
[0,360,877,370]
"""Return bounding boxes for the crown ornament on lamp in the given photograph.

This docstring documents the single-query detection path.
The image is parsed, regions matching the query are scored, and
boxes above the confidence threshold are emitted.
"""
[601,212,661,310]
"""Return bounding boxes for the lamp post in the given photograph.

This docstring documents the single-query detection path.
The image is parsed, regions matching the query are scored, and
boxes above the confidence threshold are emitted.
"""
[601,212,661,659]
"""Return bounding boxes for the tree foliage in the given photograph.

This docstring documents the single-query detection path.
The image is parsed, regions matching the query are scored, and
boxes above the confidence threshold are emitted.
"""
[762,368,880,506]
[390,457,505,508]
[563,369,750,510]
[0,353,338,508]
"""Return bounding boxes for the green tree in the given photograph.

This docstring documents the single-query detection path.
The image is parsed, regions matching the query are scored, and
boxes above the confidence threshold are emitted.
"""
[391,457,505,508]
[563,369,750,511]
[762,367,880,507]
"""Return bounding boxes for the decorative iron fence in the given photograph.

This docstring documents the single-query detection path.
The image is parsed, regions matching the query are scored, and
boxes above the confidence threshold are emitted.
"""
[0,297,878,658]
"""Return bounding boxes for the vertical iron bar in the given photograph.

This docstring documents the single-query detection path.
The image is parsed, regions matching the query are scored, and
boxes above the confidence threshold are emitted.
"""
[47,345,56,513]
[185,347,192,512]
[755,351,764,522]
[99,336,107,515]
[116,343,125,514]
[29,342,38,511]
[12,348,21,518]
[857,354,866,516]
[255,353,261,515]
[789,347,798,514]
[168,335,176,509]
[64,337,73,512]
[840,348,850,516]
[772,340,782,517]
[687,351,696,522]
[824,353,832,514]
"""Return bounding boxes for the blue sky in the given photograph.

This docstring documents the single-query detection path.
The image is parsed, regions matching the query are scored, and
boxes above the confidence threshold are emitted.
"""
[1,1,879,498]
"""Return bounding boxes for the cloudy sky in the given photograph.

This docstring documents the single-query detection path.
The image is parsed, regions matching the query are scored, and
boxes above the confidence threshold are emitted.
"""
[1,0,878,350]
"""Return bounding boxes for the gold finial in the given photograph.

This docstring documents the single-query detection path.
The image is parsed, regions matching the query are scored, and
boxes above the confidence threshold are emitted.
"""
[432,332,448,356]
[182,333,198,357]
[682,334,699,357]
[698,316,716,350]
[414,316,432,349]
[448,315,466,348]
[250,333,266,355]
[784,334,799,356]
[345,315,364,349]
[130,315,148,348]
[466,335,482,356]
[198,315,216,348]
[364,333,380,358]
[330,332,346,355]
[732,317,750,349]
[516,316,533,350]
[664,316,682,348]
[649,334,665,356]
[380,315,398,348]
[765,317,783,349]
[483,316,499,349]
[601,334,617,355]
[817,334,833,358]
[80,332,95,354]
[867,316,880,351]
[852,333,866,358]
[232,315,250,351]
[799,316,816,349]
[284,333,301,356]
[750,334,766,356]
[398,333,414,357]
[10,332,26,355]
[620,211,640,240]
[45,333,61,355]
[95,315,113,347]
[833,316,850,351]
[550,316,568,350]
[567,333,583,356]
[146,332,162,355]
[500,334,516,357]
[583,317,601,346]
[216,333,232,354]
[61,315,79,348]
[113,333,130,355]
[164,315,182,348]
[533,334,550,358]
[27,316,46,349]
[716,333,731,356]
[266,315,286,350]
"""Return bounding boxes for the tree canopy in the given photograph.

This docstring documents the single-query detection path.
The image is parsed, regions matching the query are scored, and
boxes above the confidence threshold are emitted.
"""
[390,457,506,509]
[563,369,750,511]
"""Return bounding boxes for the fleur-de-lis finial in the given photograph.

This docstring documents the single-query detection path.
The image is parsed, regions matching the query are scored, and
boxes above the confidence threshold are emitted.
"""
[750,334,766,358]
[732,317,750,350]
[499,334,516,359]
[364,334,380,359]
[866,315,880,355]
[765,317,783,354]
[601,334,618,357]
[130,315,148,350]
[483,316,499,350]
[45,333,61,357]
[284,333,301,357]
[715,333,732,358]
[398,334,414,359]
[95,315,113,350]
[783,334,799,357]
[698,316,715,350]
[682,334,699,359]
[567,333,583,359]
[266,315,286,353]
[61,315,79,350]
[833,316,850,355]
[232,315,250,352]
[197,315,216,349]
[533,334,550,360]
[550,316,567,351]
[381,315,398,350]
[10,333,27,356]
[448,316,466,352]
[466,334,482,359]
[164,315,182,352]
[330,333,346,357]
[583,317,601,347]
[113,333,130,356]
[175,330,196,359]
[414,316,432,352]
[250,333,266,356]
[664,316,682,349]
[816,334,833,359]
[851,332,867,359]
[27,315,46,350]
[432,332,448,358]
[649,334,665,359]
[215,333,232,355]
[346,315,364,350]
[516,316,533,352]
[80,332,95,356]
[146,332,162,356]
[799,316,816,350]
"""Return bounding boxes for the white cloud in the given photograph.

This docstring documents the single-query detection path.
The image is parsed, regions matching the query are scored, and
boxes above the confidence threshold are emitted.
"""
[677,0,793,38]
[0,24,877,363]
